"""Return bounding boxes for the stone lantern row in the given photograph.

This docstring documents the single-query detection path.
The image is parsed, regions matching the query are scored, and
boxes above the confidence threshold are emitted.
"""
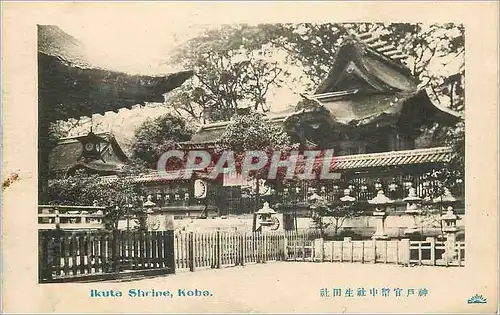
[267,186,459,242]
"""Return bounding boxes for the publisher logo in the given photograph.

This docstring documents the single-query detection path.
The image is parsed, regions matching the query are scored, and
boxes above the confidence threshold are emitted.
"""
[467,294,487,304]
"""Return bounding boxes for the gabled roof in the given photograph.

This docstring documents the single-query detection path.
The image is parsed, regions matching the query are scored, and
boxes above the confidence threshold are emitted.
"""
[308,36,462,126]
[314,37,417,95]
[180,109,295,147]
[49,132,128,175]
[38,25,194,122]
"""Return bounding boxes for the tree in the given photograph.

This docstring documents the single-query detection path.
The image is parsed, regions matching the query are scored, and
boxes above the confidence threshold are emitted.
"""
[167,25,289,123]
[131,113,194,169]
[216,113,298,210]
[47,170,143,230]
[309,195,365,240]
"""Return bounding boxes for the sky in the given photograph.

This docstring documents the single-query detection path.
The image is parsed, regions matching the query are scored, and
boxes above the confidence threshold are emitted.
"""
[56,21,302,149]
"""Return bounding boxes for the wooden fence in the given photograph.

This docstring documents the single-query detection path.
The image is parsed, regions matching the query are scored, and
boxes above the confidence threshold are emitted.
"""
[39,229,464,282]
[310,237,465,267]
[312,238,411,264]
[38,230,175,283]
[409,239,465,267]
[173,230,320,272]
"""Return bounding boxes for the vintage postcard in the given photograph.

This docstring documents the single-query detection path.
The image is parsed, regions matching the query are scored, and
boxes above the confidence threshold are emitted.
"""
[2,1,498,314]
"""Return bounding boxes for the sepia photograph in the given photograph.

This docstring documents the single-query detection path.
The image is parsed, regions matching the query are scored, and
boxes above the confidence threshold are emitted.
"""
[38,21,466,279]
[2,2,498,314]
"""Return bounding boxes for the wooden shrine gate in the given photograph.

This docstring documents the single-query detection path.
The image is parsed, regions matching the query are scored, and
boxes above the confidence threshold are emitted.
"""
[38,230,176,283]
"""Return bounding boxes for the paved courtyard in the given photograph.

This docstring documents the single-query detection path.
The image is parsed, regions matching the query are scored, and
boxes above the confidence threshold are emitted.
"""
[34,262,493,314]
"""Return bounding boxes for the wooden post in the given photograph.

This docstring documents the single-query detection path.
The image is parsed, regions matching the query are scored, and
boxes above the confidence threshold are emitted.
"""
[430,237,436,266]
[282,234,288,261]
[400,239,410,266]
[54,208,60,225]
[38,232,48,282]
[112,230,121,272]
[395,241,399,264]
[350,241,354,263]
[263,233,268,263]
[301,232,306,261]
[241,233,246,266]
[384,241,388,264]
[457,242,462,267]
[372,239,377,264]
[330,241,334,262]
[189,232,195,272]
[340,241,344,262]
[320,238,325,262]
[293,232,298,261]
[216,230,222,269]
[361,241,365,264]
[418,241,422,266]
[165,230,176,274]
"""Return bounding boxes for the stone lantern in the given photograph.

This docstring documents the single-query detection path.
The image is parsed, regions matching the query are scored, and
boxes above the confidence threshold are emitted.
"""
[441,206,458,264]
[255,202,277,227]
[340,189,356,202]
[403,187,423,235]
[308,191,323,207]
[433,188,457,210]
[369,190,393,240]
[143,195,156,214]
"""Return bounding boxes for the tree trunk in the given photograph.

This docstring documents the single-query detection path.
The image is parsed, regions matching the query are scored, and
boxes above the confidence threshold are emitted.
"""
[255,178,260,212]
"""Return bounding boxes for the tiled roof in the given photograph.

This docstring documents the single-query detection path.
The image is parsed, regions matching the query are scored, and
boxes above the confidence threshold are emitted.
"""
[296,146,454,172]
[38,25,194,121]
[181,111,293,146]
[100,170,214,184]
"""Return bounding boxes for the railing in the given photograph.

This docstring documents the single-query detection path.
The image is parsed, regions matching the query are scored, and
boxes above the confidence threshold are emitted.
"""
[409,239,465,267]
[309,237,464,267]
[38,205,106,230]
[173,230,320,272]
[284,230,321,261]
[38,230,175,283]
[312,238,411,265]
[39,229,465,283]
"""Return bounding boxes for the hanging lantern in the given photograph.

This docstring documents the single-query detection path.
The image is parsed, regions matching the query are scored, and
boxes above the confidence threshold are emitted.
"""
[403,180,413,189]
[77,131,109,162]
[388,182,398,192]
